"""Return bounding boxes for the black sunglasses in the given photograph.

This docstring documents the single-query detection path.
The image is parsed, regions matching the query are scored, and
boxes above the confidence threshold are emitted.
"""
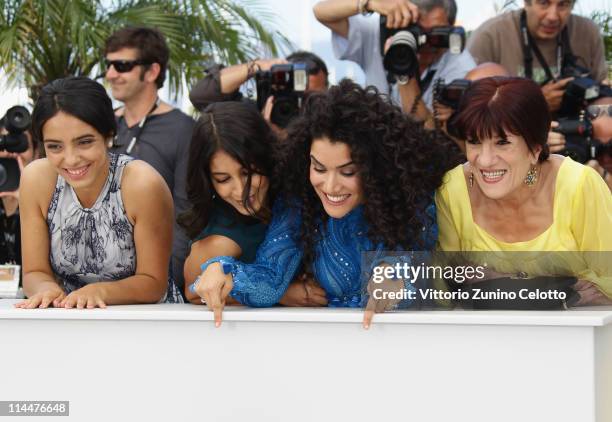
[104,59,152,73]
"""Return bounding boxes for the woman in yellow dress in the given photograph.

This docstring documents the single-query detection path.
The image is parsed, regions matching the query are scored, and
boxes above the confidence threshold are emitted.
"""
[436,77,612,306]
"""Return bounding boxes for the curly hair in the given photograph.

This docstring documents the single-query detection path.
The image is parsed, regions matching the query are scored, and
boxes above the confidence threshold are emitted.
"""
[277,79,462,268]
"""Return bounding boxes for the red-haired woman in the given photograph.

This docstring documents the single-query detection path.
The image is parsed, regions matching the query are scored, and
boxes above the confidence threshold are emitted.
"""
[436,77,612,306]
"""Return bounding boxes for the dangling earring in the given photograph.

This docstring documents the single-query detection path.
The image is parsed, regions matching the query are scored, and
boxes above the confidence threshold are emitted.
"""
[524,164,538,186]
[468,170,474,188]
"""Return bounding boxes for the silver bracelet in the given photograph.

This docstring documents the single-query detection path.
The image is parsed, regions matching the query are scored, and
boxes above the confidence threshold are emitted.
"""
[396,75,410,85]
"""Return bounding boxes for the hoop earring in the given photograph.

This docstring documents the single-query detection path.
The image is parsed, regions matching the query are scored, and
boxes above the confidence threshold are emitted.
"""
[524,164,538,186]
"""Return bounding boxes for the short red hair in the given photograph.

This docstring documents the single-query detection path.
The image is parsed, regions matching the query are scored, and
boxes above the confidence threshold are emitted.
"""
[452,77,551,162]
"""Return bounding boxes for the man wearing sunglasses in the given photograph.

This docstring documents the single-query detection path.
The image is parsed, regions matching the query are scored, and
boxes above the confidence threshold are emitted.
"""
[188,50,329,134]
[104,26,195,297]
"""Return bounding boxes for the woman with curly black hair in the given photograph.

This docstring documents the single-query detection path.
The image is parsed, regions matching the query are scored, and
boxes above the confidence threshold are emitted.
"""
[191,79,461,327]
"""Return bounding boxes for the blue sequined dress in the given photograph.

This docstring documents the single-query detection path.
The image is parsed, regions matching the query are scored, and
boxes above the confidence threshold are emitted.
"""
[203,200,437,308]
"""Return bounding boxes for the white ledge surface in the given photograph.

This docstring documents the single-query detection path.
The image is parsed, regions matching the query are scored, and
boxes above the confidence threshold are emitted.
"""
[2,299,612,326]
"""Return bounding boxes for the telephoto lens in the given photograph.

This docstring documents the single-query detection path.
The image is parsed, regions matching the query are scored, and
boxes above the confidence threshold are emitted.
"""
[0,105,31,192]
[0,106,31,153]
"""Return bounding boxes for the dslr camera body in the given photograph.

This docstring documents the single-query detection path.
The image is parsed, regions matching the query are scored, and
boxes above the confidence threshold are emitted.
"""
[380,15,466,79]
[558,63,612,118]
[0,106,31,192]
[255,63,309,128]
[432,78,472,136]
[552,112,610,164]
[433,78,471,110]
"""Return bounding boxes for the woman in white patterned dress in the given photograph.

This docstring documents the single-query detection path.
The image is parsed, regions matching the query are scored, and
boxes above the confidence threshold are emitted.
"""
[16,76,180,309]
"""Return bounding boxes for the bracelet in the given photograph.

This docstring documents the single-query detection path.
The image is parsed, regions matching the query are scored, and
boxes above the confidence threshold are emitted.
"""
[189,259,234,294]
[410,91,423,115]
[396,75,410,85]
[190,276,201,294]
[200,259,234,275]
[247,59,261,79]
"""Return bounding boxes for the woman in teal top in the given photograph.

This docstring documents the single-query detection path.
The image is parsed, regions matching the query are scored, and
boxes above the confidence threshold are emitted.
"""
[180,102,327,306]
[191,197,267,264]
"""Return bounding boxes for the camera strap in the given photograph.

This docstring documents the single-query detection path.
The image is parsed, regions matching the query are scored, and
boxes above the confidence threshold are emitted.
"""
[519,9,566,83]
[419,69,437,93]
[110,97,160,154]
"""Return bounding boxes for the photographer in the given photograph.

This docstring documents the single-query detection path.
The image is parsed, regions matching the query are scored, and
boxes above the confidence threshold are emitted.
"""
[189,51,329,134]
[434,66,608,170]
[584,96,611,190]
[313,0,475,121]
[467,0,608,114]
[104,26,194,295]
[0,112,39,266]
[434,62,510,138]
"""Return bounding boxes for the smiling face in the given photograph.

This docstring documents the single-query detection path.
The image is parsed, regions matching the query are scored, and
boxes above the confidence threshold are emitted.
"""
[309,137,363,218]
[524,0,573,40]
[209,149,269,216]
[42,111,110,195]
[466,131,542,200]
[105,47,156,103]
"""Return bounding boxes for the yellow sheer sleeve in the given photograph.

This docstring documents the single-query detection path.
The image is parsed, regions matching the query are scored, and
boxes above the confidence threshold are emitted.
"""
[569,165,612,297]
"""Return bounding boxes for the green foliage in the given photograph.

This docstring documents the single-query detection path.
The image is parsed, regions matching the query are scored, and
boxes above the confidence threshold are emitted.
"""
[494,0,517,14]
[590,9,612,62]
[0,0,288,100]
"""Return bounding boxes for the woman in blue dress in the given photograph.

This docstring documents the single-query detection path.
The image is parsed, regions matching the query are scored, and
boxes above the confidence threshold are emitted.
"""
[193,79,461,327]
[180,101,327,306]
[16,76,178,309]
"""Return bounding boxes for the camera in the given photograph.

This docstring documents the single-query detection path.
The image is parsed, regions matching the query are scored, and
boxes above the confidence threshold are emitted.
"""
[432,78,472,136]
[255,63,309,128]
[433,78,471,110]
[558,64,612,118]
[552,112,610,163]
[380,16,466,79]
[0,106,31,192]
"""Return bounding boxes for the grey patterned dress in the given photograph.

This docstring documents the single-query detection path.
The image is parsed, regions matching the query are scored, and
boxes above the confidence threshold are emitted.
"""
[47,153,182,302]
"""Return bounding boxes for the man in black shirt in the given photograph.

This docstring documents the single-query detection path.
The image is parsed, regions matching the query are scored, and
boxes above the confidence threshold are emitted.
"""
[104,27,194,296]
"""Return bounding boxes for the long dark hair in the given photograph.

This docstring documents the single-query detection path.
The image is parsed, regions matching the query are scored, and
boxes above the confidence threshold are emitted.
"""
[31,76,116,145]
[278,79,462,267]
[178,101,277,240]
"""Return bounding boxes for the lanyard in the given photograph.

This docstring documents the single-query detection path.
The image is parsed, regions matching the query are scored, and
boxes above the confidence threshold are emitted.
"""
[519,10,565,83]
[419,68,437,93]
[111,97,160,154]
